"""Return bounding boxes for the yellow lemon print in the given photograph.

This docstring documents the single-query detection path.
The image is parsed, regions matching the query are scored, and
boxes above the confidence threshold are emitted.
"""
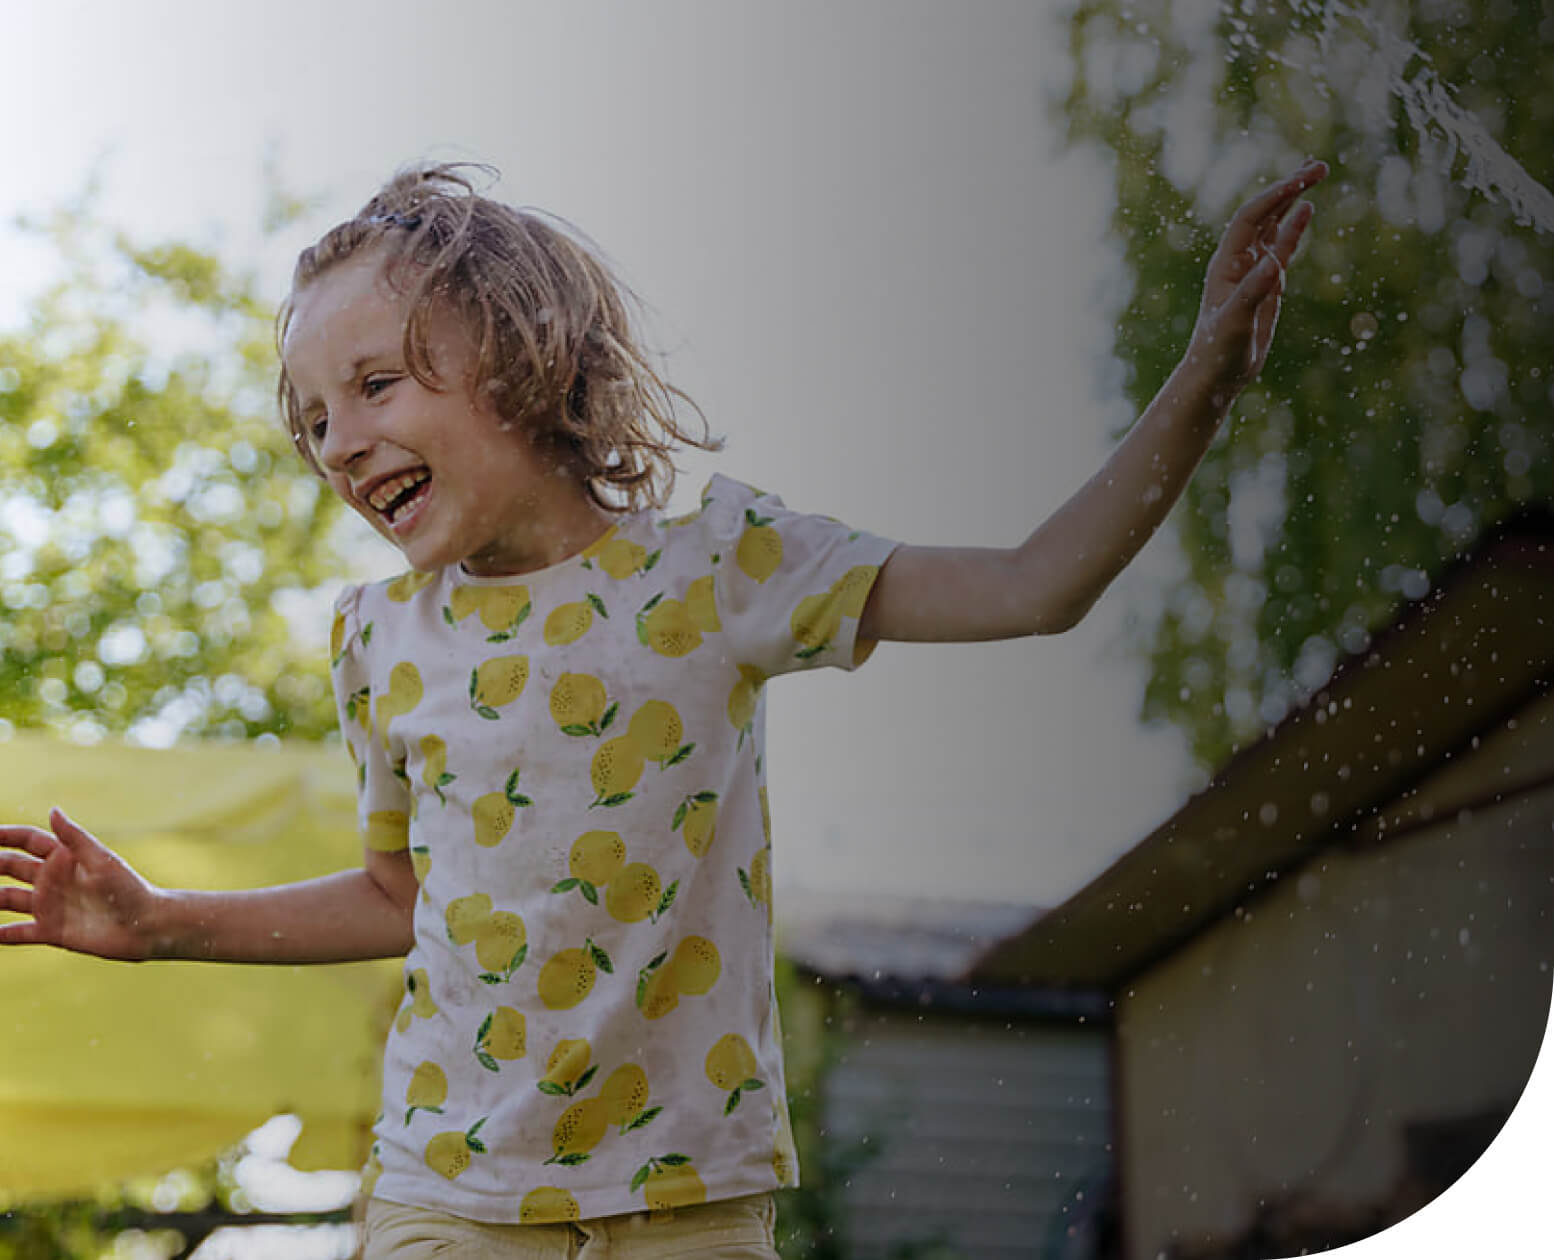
[519,1187,581,1224]
[446,584,531,640]
[404,1060,448,1124]
[740,846,774,923]
[376,662,424,740]
[473,911,528,982]
[539,1039,596,1097]
[365,810,409,853]
[637,961,680,1021]
[736,509,782,582]
[791,592,843,659]
[671,936,721,996]
[474,1005,526,1070]
[637,595,702,658]
[445,892,493,945]
[538,939,611,1010]
[590,735,645,808]
[569,830,626,887]
[385,570,436,602]
[599,1063,652,1128]
[580,525,619,562]
[409,844,432,887]
[420,735,455,805]
[344,685,371,734]
[548,1097,611,1166]
[705,1034,764,1113]
[674,791,718,858]
[396,967,438,1033]
[424,1119,487,1180]
[726,665,764,742]
[550,673,614,736]
[329,610,346,664]
[605,861,671,924]
[596,536,653,580]
[772,1101,798,1184]
[469,654,529,718]
[627,699,689,766]
[830,565,879,618]
[472,768,533,848]
[544,599,598,645]
[685,574,720,631]
[633,1156,707,1209]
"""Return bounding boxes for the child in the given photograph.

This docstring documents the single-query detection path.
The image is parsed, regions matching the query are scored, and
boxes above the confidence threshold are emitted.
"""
[0,158,1326,1257]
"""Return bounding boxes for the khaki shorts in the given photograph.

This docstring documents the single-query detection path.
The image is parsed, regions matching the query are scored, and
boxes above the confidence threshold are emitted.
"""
[361,1192,778,1259]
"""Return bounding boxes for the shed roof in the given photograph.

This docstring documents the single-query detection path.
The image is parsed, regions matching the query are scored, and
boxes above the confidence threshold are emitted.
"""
[779,891,1112,1019]
[968,507,1554,990]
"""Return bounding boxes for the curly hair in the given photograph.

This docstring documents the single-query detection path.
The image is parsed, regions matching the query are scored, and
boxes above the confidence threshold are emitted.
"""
[276,162,720,511]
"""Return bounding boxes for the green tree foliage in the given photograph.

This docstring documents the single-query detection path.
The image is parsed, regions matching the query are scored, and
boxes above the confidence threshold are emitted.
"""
[0,198,349,742]
[1060,0,1553,768]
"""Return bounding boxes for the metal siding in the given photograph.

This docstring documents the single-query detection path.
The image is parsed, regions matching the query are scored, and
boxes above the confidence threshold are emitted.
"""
[823,1010,1112,1259]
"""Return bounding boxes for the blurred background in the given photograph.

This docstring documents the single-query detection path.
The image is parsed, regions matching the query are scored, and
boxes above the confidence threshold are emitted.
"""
[0,2,1550,1257]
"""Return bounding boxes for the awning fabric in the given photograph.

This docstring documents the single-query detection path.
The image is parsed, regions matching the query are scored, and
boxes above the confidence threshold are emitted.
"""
[0,734,400,1200]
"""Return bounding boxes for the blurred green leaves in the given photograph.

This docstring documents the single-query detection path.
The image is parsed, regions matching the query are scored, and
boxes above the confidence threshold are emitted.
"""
[0,196,348,744]
[1061,0,1553,768]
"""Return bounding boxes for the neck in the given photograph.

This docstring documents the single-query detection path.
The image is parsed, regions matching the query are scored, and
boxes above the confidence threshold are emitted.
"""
[463,480,617,578]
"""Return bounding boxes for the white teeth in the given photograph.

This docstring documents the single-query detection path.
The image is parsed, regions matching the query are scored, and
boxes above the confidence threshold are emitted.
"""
[366,469,430,514]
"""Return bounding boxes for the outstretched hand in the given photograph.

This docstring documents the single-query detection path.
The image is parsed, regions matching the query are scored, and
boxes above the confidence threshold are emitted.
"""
[1189,158,1328,403]
[0,809,160,960]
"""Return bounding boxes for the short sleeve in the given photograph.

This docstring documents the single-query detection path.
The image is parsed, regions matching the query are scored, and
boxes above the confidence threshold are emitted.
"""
[703,475,899,679]
[329,585,412,853]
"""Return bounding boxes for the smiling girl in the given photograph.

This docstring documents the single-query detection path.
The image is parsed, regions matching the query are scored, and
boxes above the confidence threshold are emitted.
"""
[0,158,1325,1258]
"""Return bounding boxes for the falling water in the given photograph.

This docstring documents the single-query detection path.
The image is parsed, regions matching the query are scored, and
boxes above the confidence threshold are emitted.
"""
[1274,0,1554,233]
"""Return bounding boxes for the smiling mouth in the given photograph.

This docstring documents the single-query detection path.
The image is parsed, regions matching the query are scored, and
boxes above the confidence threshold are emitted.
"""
[367,468,431,527]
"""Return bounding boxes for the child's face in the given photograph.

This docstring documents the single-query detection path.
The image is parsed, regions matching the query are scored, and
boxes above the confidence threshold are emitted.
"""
[283,247,585,576]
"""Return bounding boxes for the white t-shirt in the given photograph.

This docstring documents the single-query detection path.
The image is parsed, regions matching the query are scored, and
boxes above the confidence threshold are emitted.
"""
[331,475,897,1224]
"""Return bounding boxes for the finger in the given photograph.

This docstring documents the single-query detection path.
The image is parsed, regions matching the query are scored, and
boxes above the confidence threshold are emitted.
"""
[0,917,42,946]
[0,850,45,884]
[0,883,35,915]
[1231,250,1284,313]
[49,808,99,858]
[1270,199,1316,267]
[0,825,61,859]
[1221,160,1327,256]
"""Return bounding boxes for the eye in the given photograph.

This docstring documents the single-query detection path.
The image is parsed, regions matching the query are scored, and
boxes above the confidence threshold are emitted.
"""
[306,411,329,443]
[363,374,398,398]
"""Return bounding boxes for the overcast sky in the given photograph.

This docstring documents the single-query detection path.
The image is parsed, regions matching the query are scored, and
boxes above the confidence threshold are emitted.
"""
[4,1,1196,908]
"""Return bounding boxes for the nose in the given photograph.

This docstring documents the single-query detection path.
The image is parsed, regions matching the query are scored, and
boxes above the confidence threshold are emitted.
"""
[317,404,373,474]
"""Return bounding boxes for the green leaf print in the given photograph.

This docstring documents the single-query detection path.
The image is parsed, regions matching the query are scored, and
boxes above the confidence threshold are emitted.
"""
[537,1080,570,1097]
[586,592,609,618]
[477,1052,500,1073]
[624,1106,662,1133]
[664,742,695,768]
[588,941,614,974]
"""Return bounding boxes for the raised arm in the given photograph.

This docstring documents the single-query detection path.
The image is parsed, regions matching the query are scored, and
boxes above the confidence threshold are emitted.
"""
[0,808,415,963]
[860,159,1328,644]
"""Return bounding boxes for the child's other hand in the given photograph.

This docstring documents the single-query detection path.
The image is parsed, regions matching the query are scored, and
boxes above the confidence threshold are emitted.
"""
[1187,158,1327,404]
[0,809,161,960]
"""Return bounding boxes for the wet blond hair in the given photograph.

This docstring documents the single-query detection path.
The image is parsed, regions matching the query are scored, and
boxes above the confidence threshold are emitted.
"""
[277,162,719,511]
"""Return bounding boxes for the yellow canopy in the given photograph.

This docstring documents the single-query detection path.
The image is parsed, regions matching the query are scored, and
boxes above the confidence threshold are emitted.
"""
[0,734,400,1201]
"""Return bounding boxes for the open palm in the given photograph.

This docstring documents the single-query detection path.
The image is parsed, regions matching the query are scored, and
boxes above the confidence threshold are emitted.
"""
[1191,159,1327,397]
[0,810,159,960]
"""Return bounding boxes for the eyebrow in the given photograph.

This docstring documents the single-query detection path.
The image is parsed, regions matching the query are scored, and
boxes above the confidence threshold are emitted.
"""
[294,353,393,412]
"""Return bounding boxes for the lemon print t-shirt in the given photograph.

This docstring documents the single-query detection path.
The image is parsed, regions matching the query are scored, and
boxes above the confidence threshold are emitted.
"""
[332,476,898,1224]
